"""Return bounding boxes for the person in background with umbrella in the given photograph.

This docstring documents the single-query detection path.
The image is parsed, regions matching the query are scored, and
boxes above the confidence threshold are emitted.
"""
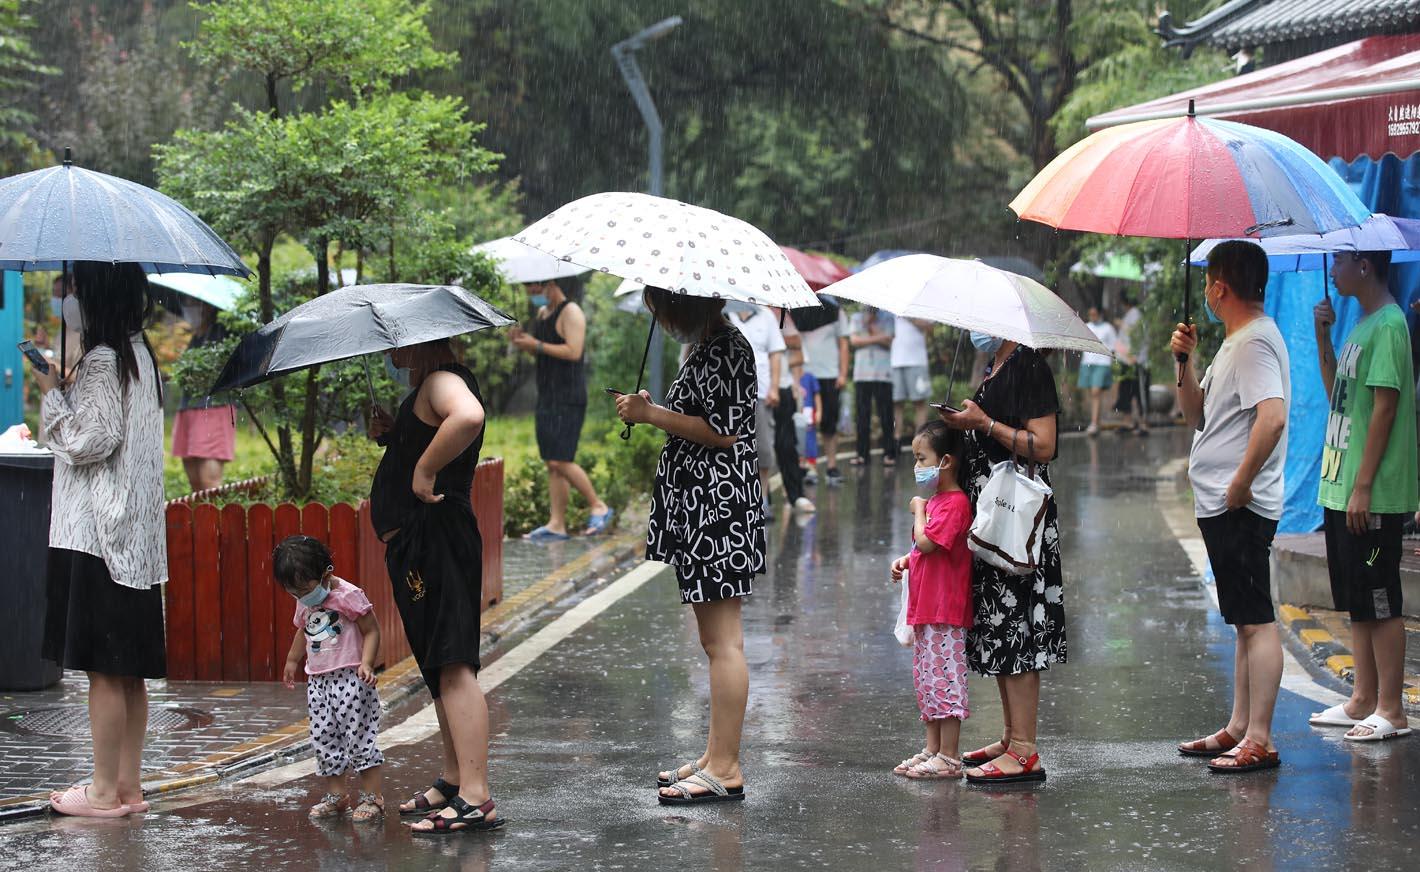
[939,333,1063,785]
[615,286,763,805]
[1171,241,1290,773]
[1079,307,1117,436]
[730,302,814,515]
[1309,250,1416,743]
[171,300,236,492]
[367,339,504,833]
[507,275,613,541]
[34,262,167,817]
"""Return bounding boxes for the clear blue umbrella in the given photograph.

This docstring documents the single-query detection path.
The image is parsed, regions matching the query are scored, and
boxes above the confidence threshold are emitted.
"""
[0,150,250,277]
[149,272,246,314]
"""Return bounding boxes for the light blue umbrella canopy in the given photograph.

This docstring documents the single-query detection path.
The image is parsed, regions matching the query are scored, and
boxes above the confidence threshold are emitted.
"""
[1189,214,1420,271]
[0,152,250,277]
[149,272,246,313]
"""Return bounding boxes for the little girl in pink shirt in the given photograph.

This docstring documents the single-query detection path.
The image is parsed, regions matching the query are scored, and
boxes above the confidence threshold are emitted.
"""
[890,421,973,779]
[276,535,385,821]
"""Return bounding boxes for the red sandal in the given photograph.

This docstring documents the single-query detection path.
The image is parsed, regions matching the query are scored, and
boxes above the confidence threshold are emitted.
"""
[1178,728,1239,758]
[1207,738,1279,774]
[962,740,1008,767]
[966,750,1046,785]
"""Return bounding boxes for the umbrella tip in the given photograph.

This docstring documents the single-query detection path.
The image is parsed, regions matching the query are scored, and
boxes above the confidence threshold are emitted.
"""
[62,146,73,166]
[1187,99,1196,118]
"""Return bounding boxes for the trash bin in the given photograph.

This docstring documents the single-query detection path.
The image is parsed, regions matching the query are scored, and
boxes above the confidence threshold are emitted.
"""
[0,451,62,690]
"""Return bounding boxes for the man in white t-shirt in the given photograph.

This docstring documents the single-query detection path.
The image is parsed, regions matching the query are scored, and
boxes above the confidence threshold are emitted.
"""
[1171,240,1290,773]
[1079,307,1117,436]
[890,315,933,450]
[1112,296,1151,435]
[801,306,851,484]
[731,305,814,514]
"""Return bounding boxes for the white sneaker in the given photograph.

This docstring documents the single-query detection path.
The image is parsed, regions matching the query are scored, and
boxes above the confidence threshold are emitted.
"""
[793,497,816,514]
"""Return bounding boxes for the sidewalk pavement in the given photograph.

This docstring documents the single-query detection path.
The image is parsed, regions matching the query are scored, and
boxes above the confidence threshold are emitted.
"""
[0,523,645,820]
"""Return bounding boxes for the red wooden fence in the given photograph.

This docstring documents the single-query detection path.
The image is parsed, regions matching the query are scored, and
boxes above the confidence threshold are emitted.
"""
[164,458,505,682]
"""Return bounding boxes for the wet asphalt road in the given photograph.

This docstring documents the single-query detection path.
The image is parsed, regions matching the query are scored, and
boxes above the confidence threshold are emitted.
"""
[4,431,1417,871]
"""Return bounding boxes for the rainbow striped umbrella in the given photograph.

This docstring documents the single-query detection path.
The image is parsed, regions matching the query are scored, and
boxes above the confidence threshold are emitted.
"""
[1010,105,1369,240]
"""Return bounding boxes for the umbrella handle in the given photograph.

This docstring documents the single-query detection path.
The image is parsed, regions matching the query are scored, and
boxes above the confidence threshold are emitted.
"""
[621,318,659,441]
[1177,241,1192,388]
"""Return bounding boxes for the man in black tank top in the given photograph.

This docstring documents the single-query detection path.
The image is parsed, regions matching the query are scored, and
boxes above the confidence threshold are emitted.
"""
[508,277,613,541]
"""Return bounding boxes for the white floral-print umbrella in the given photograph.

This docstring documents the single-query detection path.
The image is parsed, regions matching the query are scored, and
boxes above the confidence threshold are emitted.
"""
[513,192,819,309]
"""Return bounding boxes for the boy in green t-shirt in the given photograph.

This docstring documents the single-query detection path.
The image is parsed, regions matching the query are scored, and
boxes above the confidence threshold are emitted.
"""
[1311,250,1416,742]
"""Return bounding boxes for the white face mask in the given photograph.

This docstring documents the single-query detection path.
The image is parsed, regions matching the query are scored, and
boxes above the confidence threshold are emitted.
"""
[62,295,84,333]
[182,304,204,327]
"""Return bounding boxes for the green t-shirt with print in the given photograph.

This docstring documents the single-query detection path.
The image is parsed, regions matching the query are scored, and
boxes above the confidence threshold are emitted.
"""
[1318,304,1419,513]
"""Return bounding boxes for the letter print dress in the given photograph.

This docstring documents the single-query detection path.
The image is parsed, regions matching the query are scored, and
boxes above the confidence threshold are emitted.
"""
[645,325,767,604]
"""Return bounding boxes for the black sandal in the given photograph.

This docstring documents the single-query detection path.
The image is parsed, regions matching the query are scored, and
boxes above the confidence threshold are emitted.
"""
[408,796,505,835]
[399,777,458,816]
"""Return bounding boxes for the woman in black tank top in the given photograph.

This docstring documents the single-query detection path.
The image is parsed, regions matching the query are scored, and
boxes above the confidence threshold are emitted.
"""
[509,277,612,541]
[367,338,504,832]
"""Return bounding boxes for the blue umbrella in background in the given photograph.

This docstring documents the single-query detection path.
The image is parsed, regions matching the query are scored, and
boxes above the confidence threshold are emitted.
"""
[1189,214,1420,273]
[0,148,251,375]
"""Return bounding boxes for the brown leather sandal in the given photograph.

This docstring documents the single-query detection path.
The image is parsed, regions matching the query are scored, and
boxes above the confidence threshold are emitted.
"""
[1178,728,1239,758]
[1208,738,1280,773]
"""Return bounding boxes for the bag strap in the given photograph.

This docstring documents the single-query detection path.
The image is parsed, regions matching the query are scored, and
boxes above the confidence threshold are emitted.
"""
[1009,427,1038,480]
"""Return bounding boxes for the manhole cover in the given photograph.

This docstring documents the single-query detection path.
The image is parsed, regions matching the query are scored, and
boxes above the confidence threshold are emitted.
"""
[2,705,213,738]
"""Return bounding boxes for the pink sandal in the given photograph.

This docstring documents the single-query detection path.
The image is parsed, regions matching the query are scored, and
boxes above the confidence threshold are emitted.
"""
[49,785,130,818]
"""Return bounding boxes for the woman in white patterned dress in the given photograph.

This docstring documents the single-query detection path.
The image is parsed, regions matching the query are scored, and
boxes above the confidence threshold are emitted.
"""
[36,262,167,817]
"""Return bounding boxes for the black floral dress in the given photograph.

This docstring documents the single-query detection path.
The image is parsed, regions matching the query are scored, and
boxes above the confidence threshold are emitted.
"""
[645,325,767,604]
[965,346,1067,676]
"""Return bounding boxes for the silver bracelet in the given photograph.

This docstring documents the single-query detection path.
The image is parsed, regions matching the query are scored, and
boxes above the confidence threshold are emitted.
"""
[987,419,996,439]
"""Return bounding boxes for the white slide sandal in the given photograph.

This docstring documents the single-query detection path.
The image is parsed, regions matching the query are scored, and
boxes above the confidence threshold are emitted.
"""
[1344,713,1413,742]
[1309,703,1360,727]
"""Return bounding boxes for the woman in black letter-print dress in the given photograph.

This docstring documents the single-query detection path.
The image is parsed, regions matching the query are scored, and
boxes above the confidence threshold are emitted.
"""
[615,287,764,806]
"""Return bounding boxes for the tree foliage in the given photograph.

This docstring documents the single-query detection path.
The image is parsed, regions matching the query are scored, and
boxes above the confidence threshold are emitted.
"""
[0,0,55,173]
[157,0,507,499]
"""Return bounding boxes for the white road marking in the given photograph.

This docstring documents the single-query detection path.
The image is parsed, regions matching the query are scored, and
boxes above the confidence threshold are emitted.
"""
[1156,459,1346,708]
[243,560,671,787]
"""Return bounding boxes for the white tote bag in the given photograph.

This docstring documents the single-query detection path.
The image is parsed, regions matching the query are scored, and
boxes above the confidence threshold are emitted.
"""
[893,571,914,647]
[968,431,1053,576]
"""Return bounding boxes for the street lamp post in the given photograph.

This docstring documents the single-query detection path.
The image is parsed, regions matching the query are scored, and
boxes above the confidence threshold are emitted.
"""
[612,15,682,401]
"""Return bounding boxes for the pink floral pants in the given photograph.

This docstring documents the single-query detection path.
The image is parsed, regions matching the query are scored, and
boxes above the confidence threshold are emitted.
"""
[913,623,970,722]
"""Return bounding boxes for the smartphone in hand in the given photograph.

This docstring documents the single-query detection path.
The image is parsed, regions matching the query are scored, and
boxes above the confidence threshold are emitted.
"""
[17,340,49,375]
[604,388,625,397]
[929,402,960,415]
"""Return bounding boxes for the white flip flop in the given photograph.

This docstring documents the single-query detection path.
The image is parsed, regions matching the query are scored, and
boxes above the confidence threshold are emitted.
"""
[1343,713,1413,742]
[1309,703,1360,727]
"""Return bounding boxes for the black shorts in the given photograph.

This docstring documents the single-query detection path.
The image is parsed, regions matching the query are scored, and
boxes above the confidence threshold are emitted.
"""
[1323,508,1405,622]
[535,402,586,462]
[817,381,841,436]
[1197,509,1278,625]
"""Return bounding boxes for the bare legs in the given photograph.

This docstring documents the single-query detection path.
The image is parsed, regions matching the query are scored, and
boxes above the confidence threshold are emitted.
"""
[82,673,148,809]
[659,599,748,797]
[969,672,1039,775]
[408,664,496,829]
[1220,623,1283,749]
[925,718,961,759]
[181,457,225,491]
[543,459,608,536]
[1345,618,1410,736]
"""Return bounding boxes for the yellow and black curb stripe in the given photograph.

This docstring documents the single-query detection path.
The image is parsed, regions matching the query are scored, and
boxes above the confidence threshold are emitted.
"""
[0,529,646,824]
[1277,603,1420,708]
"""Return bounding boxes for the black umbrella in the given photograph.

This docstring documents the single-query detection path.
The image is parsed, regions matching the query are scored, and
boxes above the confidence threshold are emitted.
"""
[211,283,514,393]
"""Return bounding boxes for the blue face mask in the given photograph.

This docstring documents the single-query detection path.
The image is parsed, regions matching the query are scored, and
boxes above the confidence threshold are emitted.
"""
[384,353,411,388]
[914,463,942,488]
[298,582,330,609]
[1203,283,1223,324]
[529,294,549,308]
[970,331,1003,354]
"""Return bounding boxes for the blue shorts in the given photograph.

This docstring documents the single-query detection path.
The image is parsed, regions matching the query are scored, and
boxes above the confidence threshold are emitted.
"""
[1077,364,1113,390]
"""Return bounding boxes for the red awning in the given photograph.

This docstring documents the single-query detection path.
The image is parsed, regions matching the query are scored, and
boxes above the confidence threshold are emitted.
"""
[1088,34,1420,162]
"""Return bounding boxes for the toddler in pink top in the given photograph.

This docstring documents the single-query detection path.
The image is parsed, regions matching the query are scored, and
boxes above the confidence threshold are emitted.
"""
[275,536,385,823]
[890,421,972,779]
